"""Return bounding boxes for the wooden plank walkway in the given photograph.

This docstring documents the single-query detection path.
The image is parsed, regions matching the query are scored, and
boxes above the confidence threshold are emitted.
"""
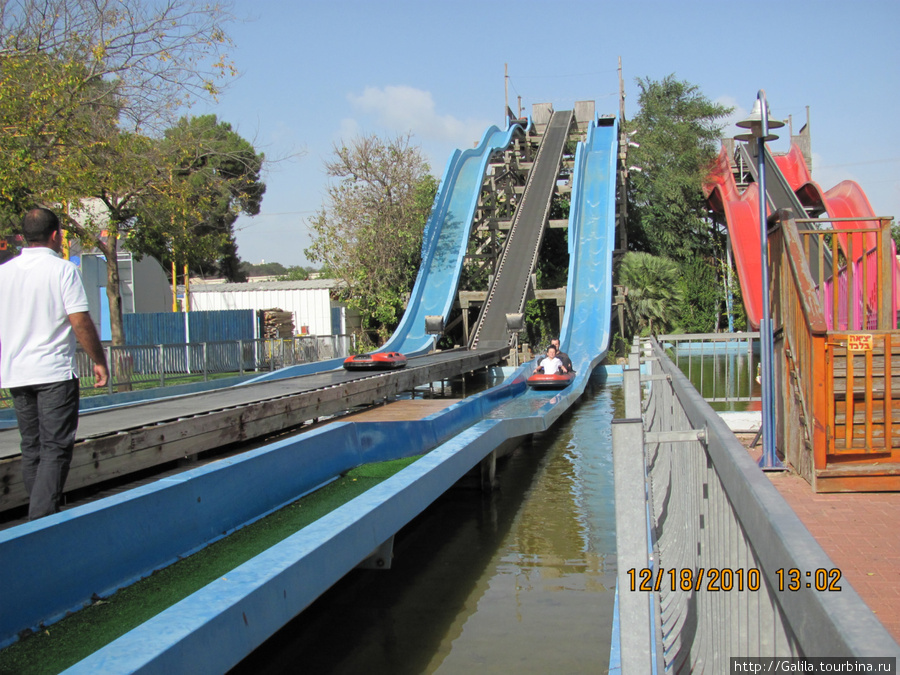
[342,399,463,422]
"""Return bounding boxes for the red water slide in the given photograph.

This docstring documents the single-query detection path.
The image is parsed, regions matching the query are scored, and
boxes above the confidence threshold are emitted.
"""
[705,144,898,330]
[704,147,767,329]
[776,145,877,254]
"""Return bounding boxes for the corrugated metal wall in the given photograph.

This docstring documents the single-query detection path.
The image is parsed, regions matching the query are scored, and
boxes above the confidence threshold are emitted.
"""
[124,310,254,345]
[123,310,255,372]
[124,312,186,345]
[189,287,333,336]
[186,310,255,343]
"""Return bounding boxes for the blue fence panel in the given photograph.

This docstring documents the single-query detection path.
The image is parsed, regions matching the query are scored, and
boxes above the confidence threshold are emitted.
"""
[188,310,254,371]
[187,310,254,343]
[124,314,185,373]
[124,313,185,346]
[123,311,254,373]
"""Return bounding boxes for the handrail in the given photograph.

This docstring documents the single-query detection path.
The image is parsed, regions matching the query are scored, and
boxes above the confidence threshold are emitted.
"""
[791,213,896,331]
[612,337,900,671]
[774,210,828,335]
[771,211,828,474]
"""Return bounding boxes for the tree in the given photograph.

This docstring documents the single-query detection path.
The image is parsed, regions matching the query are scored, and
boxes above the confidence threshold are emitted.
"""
[625,75,732,262]
[675,257,720,333]
[0,0,239,344]
[0,50,118,232]
[240,261,288,278]
[125,115,266,282]
[617,251,683,337]
[277,266,310,281]
[306,133,437,344]
[0,0,234,133]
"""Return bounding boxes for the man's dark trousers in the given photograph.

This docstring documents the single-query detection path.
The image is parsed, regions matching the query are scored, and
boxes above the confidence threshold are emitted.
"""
[11,378,79,520]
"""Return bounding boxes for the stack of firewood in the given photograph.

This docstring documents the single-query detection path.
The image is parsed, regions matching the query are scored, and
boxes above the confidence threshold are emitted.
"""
[259,309,295,338]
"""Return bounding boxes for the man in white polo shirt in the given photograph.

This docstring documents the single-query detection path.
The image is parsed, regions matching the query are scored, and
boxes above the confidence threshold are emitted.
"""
[0,208,109,519]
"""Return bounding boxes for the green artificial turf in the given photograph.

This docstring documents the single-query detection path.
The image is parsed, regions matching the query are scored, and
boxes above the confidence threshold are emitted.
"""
[0,456,420,675]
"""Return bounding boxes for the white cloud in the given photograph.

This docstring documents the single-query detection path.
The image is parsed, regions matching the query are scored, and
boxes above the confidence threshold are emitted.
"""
[347,85,489,147]
[716,94,748,139]
[336,117,361,142]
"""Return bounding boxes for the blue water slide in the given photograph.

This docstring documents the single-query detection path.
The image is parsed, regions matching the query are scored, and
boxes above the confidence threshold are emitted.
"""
[243,122,523,384]
[559,118,619,373]
[383,122,523,355]
[0,116,622,671]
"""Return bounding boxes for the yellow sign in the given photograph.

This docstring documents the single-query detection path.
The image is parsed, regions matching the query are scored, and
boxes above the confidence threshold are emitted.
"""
[847,334,873,352]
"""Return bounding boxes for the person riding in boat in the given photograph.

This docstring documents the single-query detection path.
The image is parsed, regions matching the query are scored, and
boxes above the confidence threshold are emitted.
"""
[550,338,574,373]
[537,346,568,375]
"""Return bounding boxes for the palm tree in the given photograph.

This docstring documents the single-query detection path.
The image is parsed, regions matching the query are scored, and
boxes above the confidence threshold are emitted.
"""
[617,251,683,336]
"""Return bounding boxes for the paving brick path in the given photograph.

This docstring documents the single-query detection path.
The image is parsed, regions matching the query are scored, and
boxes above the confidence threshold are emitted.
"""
[735,433,900,644]
[768,471,900,643]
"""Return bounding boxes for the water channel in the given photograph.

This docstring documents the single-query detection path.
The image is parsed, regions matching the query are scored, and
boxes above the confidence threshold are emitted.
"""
[230,371,623,675]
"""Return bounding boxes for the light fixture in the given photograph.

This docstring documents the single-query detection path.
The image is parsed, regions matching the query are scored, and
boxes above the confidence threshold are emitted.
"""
[425,315,444,353]
[734,98,785,142]
[733,89,785,471]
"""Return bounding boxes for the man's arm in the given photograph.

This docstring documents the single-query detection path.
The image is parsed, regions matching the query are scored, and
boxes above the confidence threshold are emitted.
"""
[68,312,109,387]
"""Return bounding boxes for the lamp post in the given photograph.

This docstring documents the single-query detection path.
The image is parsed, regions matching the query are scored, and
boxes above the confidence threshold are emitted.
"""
[735,90,785,471]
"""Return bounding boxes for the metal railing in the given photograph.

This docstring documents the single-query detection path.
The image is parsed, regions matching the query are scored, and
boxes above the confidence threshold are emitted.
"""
[612,337,899,673]
[1,335,354,404]
[659,332,760,405]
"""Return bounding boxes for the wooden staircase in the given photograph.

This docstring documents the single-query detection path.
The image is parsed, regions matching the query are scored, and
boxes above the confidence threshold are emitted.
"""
[773,211,900,492]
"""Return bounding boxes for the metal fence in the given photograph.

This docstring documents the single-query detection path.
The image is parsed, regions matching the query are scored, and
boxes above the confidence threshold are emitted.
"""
[612,337,899,673]
[1,335,354,404]
[658,332,760,405]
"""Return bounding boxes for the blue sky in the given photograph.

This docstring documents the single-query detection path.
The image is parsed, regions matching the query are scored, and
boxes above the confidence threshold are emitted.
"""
[196,0,900,268]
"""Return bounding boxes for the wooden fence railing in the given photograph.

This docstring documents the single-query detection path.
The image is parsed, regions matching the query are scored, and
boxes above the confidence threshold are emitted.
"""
[797,216,896,330]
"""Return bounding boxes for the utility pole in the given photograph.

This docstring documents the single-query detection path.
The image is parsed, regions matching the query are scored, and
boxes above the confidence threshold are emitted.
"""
[172,257,178,312]
[504,63,509,125]
[618,56,629,252]
[184,263,190,312]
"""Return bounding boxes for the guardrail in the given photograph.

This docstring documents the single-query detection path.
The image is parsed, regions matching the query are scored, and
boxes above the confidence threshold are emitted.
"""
[612,337,899,673]
[658,332,760,405]
[0,335,354,405]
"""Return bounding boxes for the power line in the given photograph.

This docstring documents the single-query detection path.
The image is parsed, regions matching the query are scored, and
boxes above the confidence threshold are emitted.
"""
[816,158,900,169]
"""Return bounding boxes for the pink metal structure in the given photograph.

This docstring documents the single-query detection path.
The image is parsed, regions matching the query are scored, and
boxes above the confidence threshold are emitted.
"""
[705,144,898,330]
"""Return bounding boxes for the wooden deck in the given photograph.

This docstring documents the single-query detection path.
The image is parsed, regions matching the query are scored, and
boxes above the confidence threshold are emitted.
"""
[342,398,463,422]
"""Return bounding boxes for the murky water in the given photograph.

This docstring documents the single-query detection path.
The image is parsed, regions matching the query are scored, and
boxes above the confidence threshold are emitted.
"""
[230,372,622,675]
[671,349,761,412]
